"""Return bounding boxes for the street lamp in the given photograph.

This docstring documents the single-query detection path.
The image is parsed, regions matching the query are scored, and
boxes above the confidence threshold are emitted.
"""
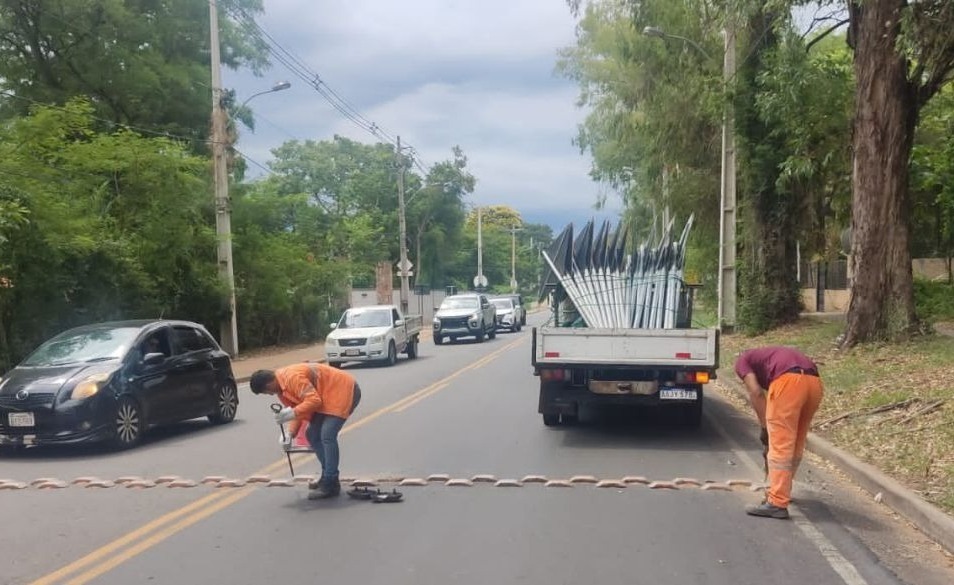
[643,24,736,331]
[240,81,292,109]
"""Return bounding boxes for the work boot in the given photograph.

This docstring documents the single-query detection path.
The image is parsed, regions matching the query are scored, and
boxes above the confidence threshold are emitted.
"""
[307,480,341,500]
[745,502,790,519]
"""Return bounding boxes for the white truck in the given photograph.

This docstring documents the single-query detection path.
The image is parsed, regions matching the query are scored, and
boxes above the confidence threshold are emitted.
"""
[325,305,423,367]
[532,324,718,427]
[532,217,718,427]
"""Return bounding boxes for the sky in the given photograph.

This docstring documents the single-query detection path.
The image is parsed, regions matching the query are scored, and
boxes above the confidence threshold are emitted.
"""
[222,0,620,232]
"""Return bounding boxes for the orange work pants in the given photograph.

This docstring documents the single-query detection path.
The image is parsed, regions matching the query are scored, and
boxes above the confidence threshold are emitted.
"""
[765,372,824,508]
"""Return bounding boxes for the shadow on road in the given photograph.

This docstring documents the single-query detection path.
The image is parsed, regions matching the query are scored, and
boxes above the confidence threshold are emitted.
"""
[0,418,246,461]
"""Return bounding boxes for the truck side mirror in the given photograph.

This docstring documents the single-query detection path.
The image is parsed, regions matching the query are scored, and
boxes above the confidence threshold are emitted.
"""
[394,319,405,327]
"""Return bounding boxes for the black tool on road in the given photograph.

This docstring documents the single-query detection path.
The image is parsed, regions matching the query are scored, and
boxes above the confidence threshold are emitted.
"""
[347,487,403,503]
[270,403,296,477]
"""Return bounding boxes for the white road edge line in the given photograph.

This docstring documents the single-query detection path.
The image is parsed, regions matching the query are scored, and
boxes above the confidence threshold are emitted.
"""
[703,401,869,585]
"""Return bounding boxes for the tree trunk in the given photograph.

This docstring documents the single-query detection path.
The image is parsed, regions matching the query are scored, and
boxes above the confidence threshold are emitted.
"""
[735,7,802,332]
[842,0,919,346]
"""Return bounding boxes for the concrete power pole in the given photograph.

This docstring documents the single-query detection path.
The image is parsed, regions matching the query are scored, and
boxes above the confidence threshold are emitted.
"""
[475,207,486,291]
[717,24,737,332]
[396,136,411,313]
[510,224,521,292]
[209,0,238,355]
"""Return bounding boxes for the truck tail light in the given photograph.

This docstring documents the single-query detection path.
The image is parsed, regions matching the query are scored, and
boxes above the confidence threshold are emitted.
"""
[540,369,568,382]
[675,371,710,384]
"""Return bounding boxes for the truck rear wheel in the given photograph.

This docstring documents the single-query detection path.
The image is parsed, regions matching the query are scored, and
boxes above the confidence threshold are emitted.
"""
[406,337,418,358]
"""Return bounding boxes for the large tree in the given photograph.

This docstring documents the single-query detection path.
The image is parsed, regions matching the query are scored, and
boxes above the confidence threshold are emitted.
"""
[842,0,954,345]
[0,0,268,142]
[0,100,221,369]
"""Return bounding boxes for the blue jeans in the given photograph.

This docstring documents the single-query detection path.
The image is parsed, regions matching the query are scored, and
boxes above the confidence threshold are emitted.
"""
[305,383,361,485]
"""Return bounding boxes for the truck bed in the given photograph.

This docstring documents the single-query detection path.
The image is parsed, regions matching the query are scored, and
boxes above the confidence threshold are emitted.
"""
[533,326,718,368]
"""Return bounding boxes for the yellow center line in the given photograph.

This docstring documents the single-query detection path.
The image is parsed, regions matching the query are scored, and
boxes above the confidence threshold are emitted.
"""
[395,383,449,413]
[30,334,527,585]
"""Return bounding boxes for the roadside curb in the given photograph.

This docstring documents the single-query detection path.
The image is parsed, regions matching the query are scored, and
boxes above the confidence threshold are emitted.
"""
[717,370,954,554]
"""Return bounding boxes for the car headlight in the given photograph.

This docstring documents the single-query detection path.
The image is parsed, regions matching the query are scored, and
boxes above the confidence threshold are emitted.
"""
[469,312,480,322]
[433,318,441,326]
[71,372,110,400]
[369,334,385,344]
[326,338,338,346]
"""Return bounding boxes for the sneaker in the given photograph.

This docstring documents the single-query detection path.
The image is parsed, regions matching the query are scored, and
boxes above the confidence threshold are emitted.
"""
[307,481,341,500]
[745,502,790,519]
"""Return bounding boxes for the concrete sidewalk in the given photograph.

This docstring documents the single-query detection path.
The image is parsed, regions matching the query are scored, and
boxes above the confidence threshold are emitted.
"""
[230,344,327,383]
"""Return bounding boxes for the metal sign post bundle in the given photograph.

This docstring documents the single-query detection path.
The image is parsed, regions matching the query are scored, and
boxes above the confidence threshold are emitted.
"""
[540,215,694,329]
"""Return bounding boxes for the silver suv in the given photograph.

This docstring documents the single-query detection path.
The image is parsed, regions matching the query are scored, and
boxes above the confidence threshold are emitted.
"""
[433,294,496,344]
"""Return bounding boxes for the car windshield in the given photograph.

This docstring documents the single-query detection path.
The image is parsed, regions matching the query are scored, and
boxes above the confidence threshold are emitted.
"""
[338,309,392,329]
[21,327,141,367]
[440,297,479,310]
[491,299,513,311]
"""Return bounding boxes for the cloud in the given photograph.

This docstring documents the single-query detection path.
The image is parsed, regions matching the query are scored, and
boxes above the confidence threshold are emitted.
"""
[224,0,616,229]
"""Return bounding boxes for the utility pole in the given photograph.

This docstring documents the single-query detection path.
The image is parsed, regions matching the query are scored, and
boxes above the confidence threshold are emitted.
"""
[209,0,238,355]
[510,224,522,292]
[396,136,411,313]
[474,207,486,291]
[717,24,737,332]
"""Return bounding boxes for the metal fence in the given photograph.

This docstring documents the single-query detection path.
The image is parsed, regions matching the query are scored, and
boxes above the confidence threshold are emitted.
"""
[799,259,849,290]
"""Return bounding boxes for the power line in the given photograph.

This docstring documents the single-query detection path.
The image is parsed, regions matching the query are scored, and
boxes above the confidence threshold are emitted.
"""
[226,5,433,174]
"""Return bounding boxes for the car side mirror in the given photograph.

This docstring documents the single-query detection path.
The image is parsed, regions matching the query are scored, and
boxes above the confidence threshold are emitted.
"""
[330,323,338,330]
[143,352,165,365]
[394,319,405,327]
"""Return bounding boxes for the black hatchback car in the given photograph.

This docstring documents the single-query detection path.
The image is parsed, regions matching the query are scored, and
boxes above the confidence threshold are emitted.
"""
[0,320,238,449]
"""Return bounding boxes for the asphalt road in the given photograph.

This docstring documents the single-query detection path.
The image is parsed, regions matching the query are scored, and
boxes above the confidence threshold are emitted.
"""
[2,315,954,585]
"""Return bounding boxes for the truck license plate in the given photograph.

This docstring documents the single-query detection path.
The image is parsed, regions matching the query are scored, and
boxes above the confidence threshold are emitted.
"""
[8,412,35,427]
[343,349,360,356]
[659,389,697,400]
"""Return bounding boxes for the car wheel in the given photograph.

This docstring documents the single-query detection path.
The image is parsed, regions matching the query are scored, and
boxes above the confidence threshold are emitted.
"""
[407,338,418,358]
[488,324,496,339]
[543,413,560,427]
[434,335,444,345]
[384,341,397,366]
[112,397,143,449]
[208,381,238,425]
[328,361,342,368]
[475,327,485,342]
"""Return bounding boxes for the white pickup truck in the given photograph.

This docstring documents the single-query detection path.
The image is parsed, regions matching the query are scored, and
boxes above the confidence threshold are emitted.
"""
[325,305,423,367]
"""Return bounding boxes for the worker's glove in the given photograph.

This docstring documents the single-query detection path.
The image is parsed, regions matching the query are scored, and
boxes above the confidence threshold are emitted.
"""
[759,427,769,448]
[274,406,296,424]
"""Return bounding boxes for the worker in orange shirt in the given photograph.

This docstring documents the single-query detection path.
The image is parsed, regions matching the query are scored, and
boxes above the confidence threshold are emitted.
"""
[735,346,824,519]
[250,363,362,499]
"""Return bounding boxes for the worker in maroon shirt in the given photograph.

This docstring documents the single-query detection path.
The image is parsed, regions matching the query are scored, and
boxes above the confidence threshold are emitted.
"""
[735,346,824,519]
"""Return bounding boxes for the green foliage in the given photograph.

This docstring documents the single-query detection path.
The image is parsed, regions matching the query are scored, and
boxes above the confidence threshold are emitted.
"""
[0,0,268,145]
[914,279,954,322]
[0,100,221,370]
[911,85,954,260]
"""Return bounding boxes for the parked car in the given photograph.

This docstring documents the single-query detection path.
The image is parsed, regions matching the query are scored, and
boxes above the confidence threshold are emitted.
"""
[433,293,496,344]
[0,320,238,449]
[325,305,423,368]
[490,296,522,332]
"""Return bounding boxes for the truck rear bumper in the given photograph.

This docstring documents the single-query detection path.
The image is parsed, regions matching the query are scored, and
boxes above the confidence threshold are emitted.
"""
[538,383,702,415]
